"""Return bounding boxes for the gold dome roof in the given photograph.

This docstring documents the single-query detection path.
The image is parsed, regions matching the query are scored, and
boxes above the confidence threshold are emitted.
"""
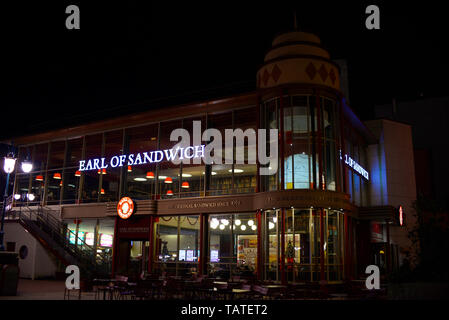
[257,31,340,91]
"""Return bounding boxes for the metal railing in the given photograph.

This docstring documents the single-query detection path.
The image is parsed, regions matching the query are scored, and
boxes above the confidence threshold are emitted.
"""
[13,205,111,277]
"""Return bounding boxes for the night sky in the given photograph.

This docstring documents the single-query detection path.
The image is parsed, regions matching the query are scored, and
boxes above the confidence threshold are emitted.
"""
[2,1,448,141]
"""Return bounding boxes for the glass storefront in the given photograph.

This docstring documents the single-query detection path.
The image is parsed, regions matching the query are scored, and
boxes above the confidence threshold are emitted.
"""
[208,212,258,279]
[153,215,200,276]
[65,217,115,264]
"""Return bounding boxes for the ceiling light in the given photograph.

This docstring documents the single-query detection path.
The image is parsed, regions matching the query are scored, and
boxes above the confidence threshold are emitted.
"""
[134,177,147,182]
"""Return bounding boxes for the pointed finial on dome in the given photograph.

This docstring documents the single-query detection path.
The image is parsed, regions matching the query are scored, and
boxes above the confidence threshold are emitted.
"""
[294,11,298,31]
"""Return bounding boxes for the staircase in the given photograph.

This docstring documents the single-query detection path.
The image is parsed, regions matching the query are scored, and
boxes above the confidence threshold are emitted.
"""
[4,204,111,279]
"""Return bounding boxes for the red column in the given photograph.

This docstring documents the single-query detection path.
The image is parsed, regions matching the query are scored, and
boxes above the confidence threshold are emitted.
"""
[320,208,325,284]
[111,217,119,277]
[386,221,391,274]
[148,216,154,274]
[199,213,205,275]
[256,209,263,280]
[280,208,286,284]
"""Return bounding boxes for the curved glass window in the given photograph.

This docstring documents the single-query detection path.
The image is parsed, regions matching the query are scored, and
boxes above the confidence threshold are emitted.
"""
[263,94,340,192]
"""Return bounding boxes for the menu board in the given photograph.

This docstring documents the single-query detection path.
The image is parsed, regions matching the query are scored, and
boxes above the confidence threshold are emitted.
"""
[186,250,194,262]
[85,232,94,246]
[210,250,219,262]
[69,231,84,244]
[100,234,113,247]
[179,250,186,261]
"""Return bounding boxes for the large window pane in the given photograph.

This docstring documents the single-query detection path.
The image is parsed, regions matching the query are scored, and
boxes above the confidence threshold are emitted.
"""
[125,124,158,200]
[81,134,102,203]
[100,130,122,202]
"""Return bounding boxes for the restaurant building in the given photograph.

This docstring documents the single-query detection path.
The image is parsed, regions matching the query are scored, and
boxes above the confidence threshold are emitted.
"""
[4,30,417,283]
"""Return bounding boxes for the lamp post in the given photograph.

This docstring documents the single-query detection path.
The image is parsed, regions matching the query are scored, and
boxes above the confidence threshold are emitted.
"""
[0,152,33,251]
[0,153,16,251]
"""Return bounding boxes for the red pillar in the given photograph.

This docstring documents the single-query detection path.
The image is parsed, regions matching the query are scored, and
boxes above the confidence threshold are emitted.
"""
[199,213,205,275]
[256,210,263,280]
[148,215,154,274]
[386,221,391,274]
[111,217,119,277]
[280,208,286,284]
[320,208,325,284]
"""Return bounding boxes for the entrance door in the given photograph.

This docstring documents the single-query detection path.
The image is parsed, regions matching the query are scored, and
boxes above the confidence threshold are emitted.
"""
[117,239,149,278]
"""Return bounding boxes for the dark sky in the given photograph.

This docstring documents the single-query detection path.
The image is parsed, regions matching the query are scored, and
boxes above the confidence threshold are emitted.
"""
[2,1,448,141]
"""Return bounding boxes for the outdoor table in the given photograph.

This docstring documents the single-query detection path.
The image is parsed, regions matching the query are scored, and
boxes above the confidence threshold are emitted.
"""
[93,279,118,300]
[264,285,287,289]
[329,293,348,299]
[230,288,251,299]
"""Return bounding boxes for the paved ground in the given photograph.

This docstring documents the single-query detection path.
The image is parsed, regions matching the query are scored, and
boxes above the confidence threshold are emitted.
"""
[0,279,96,300]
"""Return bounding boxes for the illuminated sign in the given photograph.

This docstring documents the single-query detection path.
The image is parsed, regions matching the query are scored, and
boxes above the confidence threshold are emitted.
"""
[186,250,194,262]
[117,197,135,219]
[78,145,205,172]
[69,231,84,244]
[85,232,94,246]
[100,234,113,247]
[179,250,186,261]
[340,151,369,180]
[211,250,219,262]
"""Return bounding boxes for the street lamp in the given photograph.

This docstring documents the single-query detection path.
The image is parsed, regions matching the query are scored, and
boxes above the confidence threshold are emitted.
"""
[1,152,34,251]
[0,153,16,251]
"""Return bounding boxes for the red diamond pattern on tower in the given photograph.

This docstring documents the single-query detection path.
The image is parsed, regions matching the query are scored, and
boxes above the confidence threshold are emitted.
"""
[262,69,270,86]
[318,64,328,82]
[306,62,317,80]
[329,68,336,85]
[271,64,282,83]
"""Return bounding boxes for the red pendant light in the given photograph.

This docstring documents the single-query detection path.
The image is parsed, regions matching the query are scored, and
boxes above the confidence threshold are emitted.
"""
[102,168,107,175]
[146,171,155,179]
[35,175,44,181]
[59,181,63,187]
[181,181,190,189]
[166,190,173,196]
[164,177,173,184]
[128,166,132,172]
[53,173,61,179]
[101,188,105,195]
[97,169,101,174]
[75,170,81,177]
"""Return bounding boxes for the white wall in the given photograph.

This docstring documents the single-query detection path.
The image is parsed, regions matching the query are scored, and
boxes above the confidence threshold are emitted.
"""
[365,119,418,265]
[3,221,58,279]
